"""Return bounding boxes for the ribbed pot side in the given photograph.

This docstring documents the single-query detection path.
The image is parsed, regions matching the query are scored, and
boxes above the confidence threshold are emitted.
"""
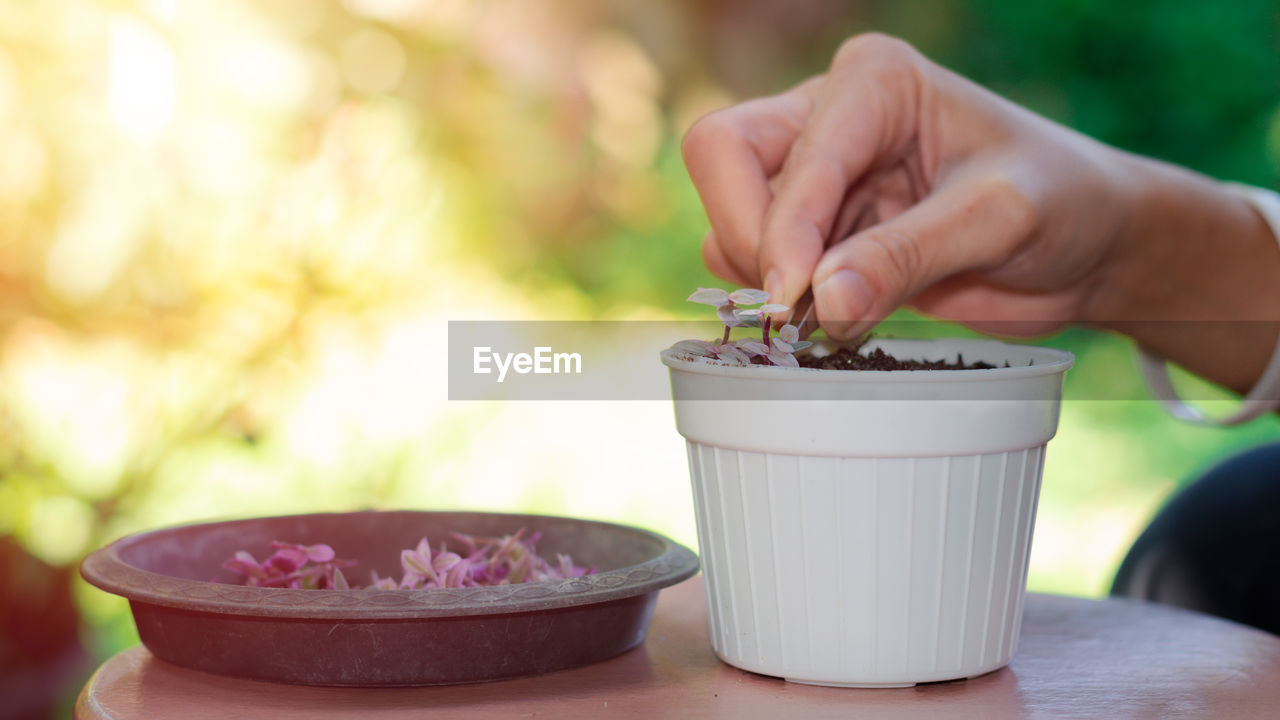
[662,339,1073,687]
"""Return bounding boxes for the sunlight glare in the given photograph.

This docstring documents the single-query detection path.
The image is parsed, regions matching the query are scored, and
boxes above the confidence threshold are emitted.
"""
[108,14,178,140]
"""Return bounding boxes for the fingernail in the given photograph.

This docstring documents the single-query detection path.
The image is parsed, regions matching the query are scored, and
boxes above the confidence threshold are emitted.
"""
[815,269,873,339]
[763,268,783,302]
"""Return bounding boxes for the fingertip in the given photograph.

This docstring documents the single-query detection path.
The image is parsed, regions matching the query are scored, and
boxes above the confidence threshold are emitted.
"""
[757,166,842,308]
[702,231,752,286]
[814,268,874,340]
[758,220,825,310]
[762,265,812,321]
[763,268,783,303]
[824,317,878,343]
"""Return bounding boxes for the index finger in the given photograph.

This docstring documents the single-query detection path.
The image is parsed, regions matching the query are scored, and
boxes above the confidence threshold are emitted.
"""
[758,34,926,308]
[681,80,819,288]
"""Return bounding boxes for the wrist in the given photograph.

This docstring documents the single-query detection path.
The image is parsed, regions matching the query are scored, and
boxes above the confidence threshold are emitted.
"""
[1080,153,1279,326]
[1081,154,1280,393]
[1138,185,1280,423]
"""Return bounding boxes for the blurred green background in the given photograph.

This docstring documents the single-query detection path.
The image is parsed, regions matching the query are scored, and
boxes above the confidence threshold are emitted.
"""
[0,0,1277,713]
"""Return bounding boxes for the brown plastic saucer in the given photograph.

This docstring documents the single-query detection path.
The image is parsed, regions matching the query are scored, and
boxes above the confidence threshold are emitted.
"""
[81,510,699,687]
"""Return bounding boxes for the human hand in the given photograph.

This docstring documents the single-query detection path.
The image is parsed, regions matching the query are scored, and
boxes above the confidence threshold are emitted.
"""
[681,33,1138,339]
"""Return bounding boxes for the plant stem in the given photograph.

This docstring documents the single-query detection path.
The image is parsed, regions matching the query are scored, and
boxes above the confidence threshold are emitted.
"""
[763,315,772,350]
[722,325,731,345]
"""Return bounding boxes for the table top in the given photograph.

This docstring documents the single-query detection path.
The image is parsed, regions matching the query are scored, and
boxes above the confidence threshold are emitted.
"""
[77,577,1280,719]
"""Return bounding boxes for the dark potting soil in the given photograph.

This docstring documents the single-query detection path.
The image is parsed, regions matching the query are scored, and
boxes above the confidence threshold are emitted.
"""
[798,346,1000,371]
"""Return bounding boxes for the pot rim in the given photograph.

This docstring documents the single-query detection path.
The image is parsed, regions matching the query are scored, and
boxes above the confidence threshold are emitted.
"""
[80,510,699,620]
[660,337,1074,384]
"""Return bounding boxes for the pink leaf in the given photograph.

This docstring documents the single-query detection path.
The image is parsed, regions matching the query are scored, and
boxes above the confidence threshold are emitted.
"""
[714,343,750,365]
[687,287,731,306]
[768,349,800,368]
[727,288,769,304]
[671,339,716,357]
[734,310,762,328]
[716,304,746,327]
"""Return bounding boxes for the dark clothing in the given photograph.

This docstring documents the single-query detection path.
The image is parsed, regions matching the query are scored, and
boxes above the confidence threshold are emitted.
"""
[1112,443,1280,635]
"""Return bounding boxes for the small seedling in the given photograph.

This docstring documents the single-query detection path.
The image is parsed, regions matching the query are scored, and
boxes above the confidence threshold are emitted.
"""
[679,287,812,367]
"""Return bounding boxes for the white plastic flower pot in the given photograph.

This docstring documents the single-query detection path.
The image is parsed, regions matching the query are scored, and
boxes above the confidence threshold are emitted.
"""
[661,338,1074,688]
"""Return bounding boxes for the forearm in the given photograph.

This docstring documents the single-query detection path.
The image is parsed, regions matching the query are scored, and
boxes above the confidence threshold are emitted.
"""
[1085,154,1280,394]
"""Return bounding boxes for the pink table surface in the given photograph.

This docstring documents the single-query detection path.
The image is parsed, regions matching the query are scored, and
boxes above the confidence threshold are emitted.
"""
[77,576,1280,719]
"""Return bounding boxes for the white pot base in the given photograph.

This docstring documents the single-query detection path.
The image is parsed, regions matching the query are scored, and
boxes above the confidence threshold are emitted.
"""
[770,660,1008,689]
[787,678,918,689]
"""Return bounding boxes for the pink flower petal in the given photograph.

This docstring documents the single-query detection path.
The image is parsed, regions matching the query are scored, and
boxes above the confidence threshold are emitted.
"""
[444,557,472,588]
[433,551,463,573]
[226,528,592,592]
[415,536,433,560]
[222,552,267,579]
[305,544,336,563]
[267,549,304,573]
[329,567,350,590]
[449,532,480,556]
[401,548,436,580]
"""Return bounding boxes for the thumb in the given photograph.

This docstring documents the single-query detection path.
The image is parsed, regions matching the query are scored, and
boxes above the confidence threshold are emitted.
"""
[812,176,1037,340]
